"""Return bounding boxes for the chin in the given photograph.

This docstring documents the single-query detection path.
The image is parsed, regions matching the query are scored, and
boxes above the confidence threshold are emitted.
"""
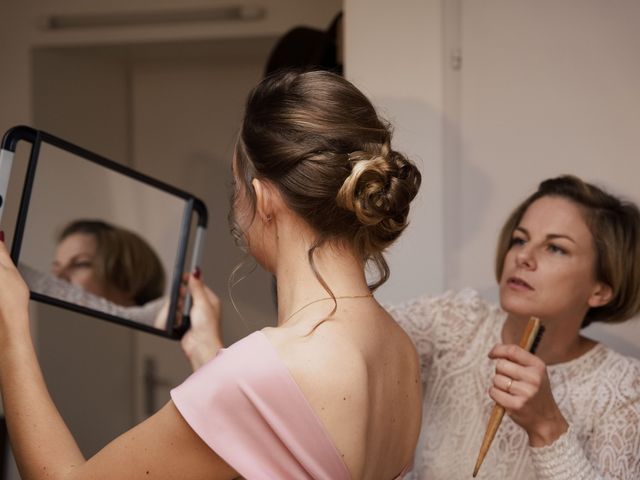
[499,289,539,318]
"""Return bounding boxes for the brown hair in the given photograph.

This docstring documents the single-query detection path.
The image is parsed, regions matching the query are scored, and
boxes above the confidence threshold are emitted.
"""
[232,70,421,298]
[495,175,640,327]
[59,220,166,306]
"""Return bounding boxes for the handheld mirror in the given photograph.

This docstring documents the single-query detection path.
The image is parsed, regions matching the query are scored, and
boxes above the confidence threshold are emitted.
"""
[0,126,207,339]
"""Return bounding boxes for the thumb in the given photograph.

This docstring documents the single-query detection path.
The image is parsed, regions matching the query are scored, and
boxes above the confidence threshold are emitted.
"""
[187,272,206,300]
[0,230,12,264]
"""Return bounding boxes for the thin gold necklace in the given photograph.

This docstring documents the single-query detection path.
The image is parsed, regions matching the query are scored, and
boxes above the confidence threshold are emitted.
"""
[284,293,374,324]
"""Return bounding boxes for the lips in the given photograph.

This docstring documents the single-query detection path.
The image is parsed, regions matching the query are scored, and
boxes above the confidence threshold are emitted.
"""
[507,276,534,290]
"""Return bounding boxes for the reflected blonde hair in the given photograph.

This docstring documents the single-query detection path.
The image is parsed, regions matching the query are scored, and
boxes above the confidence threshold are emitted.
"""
[60,220,166,306]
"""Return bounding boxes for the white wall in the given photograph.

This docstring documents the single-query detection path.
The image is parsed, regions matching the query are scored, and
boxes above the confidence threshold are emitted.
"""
[345,0,446,303]
[453,0,640,353]
[345,0,640,356]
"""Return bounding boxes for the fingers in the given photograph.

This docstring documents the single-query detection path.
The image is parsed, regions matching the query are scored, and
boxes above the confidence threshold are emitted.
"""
[493,373,514,393]
[490,343,545,377]
[493,373,536,396]
[187,271,206,299]
[186,269,220,307]
[489,343,543,367]
[202,284,220,307]
[489,385,525,411]
[493,357,525,381]
[489,343,546,413]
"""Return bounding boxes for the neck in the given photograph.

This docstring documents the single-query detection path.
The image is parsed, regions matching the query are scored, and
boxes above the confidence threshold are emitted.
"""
[502,313,596,365]
[273,219,370,326]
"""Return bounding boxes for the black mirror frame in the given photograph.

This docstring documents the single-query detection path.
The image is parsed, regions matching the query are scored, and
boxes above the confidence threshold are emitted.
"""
[0,125,208,340]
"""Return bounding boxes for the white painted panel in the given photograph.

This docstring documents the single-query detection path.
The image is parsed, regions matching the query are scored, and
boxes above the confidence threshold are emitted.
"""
[454,0,640,354]
[345,0,446,303]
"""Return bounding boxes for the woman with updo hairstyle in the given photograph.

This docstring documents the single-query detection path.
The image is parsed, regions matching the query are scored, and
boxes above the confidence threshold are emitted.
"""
[0,70,422,480]
[231,69,420,292]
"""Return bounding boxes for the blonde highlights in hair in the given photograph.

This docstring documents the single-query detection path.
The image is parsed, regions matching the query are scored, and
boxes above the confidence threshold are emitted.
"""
[231,70,421,300]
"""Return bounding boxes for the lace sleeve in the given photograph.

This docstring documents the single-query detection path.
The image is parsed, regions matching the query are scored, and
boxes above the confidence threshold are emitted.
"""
[386,289,491,378]
[19,263,164,327]
[385,296,438,370]
[530,363,640,479]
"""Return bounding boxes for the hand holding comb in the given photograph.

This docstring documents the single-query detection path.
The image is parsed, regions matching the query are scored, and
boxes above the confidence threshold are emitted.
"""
[472,316,545,477]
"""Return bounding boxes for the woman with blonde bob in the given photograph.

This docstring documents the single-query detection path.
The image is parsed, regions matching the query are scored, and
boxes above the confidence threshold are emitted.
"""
[390,175,640,479]
[0,70,422,479]
[53,219,166,307]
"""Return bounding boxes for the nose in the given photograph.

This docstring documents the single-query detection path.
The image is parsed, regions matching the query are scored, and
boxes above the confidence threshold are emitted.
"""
[515,245,536,269]
[53,266,70,282]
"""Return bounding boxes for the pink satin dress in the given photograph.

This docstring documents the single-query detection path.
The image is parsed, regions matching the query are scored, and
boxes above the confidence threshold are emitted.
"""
[171,331,410,480]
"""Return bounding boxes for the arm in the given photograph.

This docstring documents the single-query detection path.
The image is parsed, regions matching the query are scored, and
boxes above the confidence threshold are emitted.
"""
[387,289,489,375]
[489,344,640,479]
[528,398,640,480]
[180,272,224,371]
[0,240,237,480]
[385,296,440,375]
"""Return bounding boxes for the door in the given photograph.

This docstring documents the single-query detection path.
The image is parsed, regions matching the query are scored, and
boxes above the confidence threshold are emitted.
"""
[127,38,279,422]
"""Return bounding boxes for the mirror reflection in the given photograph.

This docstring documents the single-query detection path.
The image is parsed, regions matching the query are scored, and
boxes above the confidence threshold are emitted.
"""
[17,139,187,331]
[52,219,166,307]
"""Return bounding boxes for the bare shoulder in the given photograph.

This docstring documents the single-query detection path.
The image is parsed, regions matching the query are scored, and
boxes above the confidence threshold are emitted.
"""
[262,303,419,386]
[262,319,369,396]
[262,304,421,477]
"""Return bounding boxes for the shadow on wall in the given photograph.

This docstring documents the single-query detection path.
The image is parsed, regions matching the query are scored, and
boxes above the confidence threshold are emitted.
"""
[584,318,640,360]
[369,95,492,301]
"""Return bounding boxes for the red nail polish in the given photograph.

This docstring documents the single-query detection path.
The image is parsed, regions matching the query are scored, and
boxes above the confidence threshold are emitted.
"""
[0,230,4,242]
[193,266,201,279]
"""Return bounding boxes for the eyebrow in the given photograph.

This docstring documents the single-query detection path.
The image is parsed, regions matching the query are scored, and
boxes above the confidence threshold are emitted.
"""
[514,226,577,244]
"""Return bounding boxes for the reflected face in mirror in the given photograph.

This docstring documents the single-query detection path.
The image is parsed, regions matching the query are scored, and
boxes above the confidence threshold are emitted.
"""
[11,136,194,336]
[52,232,114,302]
[52,220,166,308]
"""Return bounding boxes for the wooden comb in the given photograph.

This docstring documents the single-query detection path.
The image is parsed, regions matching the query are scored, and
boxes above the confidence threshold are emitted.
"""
[472,317,545,477]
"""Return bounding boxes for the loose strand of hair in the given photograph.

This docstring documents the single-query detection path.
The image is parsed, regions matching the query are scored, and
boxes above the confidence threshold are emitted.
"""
[307,240,337,315]
[227,254,259,331]
[368,253,389,291]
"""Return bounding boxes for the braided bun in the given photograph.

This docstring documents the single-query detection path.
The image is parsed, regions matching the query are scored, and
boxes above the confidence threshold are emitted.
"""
[234,70,422,289]
[337,145,421,248]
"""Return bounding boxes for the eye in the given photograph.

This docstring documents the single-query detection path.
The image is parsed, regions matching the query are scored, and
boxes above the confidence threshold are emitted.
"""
[509,236,526,247]
[68,260,93,270]
[547,243,567,255]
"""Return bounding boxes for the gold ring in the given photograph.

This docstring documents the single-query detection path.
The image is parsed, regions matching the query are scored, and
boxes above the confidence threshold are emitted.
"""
[506,378,513,393]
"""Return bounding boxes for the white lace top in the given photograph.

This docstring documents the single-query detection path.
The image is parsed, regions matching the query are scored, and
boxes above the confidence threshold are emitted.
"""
[387,289,640,479]
[19,263,164,327]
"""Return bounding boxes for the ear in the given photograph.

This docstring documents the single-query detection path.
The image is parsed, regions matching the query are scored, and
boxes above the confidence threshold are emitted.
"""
[587,282,613,308]
[251,178,274,224]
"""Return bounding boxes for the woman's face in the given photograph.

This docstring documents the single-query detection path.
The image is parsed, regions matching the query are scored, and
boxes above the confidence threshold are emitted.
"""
[499,196,610,325]
[52,232,106,298]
